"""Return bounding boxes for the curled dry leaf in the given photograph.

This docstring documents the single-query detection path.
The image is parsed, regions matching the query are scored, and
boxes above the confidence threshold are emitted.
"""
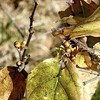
[51,16,77,39]
[51,27,74,39]
[52,2,99,40]
[26,58,82,100]
[0,67,27,100]
[70,6,100,39]
[59,0,98,18]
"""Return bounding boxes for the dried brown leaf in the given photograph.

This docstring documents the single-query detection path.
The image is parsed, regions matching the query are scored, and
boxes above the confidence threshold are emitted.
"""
[58,0,98,18]
[0,67,27,100]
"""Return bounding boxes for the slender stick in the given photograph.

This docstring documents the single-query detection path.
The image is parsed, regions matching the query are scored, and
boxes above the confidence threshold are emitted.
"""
[21,0,38,61]
[77,68,99,75]
[83,74,100,85]
[0,4,24,38]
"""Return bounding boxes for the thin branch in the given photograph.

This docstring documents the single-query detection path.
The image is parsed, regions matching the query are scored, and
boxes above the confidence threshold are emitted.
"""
[29,0,38,33]
[21,0,38,62]
[0,4,24,38]
[77,68,99,75]
[83,74,100,85]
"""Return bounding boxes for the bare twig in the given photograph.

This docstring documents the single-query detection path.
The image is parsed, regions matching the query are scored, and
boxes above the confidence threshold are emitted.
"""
[21,0,38,62]
[0,4,24,38]
[77,68,99,76]
[83,74,100,85]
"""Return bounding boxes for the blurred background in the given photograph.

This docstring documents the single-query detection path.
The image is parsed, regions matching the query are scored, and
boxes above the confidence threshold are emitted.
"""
[0,0,67,71]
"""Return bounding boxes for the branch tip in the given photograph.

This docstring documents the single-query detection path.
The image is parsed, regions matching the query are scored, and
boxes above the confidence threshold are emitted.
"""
[21,1,38,63]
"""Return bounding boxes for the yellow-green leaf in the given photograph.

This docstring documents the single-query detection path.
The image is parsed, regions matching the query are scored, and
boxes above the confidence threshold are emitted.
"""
[26,58,61,100]
[59,59,82,100]
[26,58,82,100]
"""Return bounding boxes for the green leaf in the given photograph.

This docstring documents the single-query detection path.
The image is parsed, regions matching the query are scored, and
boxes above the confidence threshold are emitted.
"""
[26,58,61,100]
[26,58,81,100]
[54,82,68,100]
[59,59,82,100]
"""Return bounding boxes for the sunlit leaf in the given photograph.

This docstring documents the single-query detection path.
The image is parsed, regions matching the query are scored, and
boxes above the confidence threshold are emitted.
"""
[26,58,82,100]
[59,58,82,100]
[26,58,61,100]
[70,6,100,39]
